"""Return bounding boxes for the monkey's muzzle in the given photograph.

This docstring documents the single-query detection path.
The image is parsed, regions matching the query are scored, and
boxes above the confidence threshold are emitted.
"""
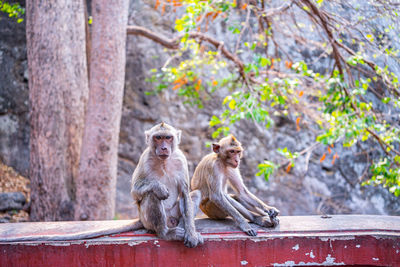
[158,154,169,160]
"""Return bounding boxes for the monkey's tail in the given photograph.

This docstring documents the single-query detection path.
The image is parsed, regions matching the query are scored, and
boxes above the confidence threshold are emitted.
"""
[0,219,144,243]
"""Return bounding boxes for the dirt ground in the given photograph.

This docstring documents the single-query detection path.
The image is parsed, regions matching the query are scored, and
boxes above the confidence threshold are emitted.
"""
[0,161,30,222]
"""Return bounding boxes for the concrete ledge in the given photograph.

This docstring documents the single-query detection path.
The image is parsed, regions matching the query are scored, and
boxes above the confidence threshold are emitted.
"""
[1,215,400,266]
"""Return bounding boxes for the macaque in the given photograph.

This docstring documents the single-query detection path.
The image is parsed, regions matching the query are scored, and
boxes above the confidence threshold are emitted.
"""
[131,122,203,248]
[191,135,279,236]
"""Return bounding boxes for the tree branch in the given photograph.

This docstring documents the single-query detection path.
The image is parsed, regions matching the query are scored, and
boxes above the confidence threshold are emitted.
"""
[126,25,246,79]
[127,26,180,49]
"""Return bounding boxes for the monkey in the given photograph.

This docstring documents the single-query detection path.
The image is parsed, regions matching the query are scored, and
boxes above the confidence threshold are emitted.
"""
[1,123,203,245]
[130,122,203,248]
[191,134,279,236]
[0,124,203,244]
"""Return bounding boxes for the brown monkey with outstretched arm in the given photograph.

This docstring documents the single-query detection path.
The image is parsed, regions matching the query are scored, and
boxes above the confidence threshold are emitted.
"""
[131,122,203,248]
[191,135,279,236]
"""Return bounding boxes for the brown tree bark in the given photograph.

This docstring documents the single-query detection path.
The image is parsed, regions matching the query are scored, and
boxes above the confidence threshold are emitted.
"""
[27,1,89,221]
[75,0,129,220]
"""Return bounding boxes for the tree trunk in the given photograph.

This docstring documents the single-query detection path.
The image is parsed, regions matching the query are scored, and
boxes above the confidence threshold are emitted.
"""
[75,0,129,220]
[27,1,89,221]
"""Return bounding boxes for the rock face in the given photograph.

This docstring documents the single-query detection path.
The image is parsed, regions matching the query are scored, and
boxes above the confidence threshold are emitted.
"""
[0,2,399,220]
[0,13,29,177]
[0,192,26,212]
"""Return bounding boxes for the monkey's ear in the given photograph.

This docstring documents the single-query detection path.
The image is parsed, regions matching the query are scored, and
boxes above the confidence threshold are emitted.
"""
[176,130,182,144]
[212,143,220,153]
[145,130,151,145]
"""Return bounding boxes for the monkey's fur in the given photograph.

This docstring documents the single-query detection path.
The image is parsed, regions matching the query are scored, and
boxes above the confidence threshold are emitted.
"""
[191,135,279,236]
[131,123,203,248]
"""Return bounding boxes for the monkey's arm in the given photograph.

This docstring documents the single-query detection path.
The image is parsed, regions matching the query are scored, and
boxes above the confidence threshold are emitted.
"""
[208,174,257,236]
[131,176,169,202]
[228,172,279,217]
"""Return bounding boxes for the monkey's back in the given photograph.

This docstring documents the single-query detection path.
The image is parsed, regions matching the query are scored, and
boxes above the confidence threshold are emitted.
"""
[191,153,218,196]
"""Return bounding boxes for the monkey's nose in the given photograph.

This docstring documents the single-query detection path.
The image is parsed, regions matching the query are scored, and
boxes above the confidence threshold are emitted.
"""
[161,147,167,151]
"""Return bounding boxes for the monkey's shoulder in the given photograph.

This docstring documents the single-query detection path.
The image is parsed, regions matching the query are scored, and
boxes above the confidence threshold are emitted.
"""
[194,153,219,175]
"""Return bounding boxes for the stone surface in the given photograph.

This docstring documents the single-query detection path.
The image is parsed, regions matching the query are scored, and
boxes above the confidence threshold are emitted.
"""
[1,215,400,242]
[0,192,26,212]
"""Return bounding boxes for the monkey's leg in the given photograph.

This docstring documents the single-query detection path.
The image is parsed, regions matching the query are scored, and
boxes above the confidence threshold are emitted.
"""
[139,193,184,241]
[239,191,280,220]
[226,194,256,221]
[232,191,280,226]
[208,194,257,236]
[199,198,228,220]
[177,190,204,248]
[229,194,277,228]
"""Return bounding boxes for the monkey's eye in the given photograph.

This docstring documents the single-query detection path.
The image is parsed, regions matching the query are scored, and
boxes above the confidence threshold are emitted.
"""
[155,136,162,140]
[229,150,235,154]
[165,136,172,140]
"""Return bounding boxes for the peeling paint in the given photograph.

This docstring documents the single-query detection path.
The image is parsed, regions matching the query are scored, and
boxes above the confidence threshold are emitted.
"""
[356,244,361,248]
[274,260,295,266]
[240,260,248,265]
[305,250,315,259]
[292,244,299,251]
[83,241,135,247]
[323,254,344,265]
[319,236,355,242]
[48,242,72,247]
[274,259,345,266]
[128,241,148,247]
[16,243,40,247]
[372,258,379,261]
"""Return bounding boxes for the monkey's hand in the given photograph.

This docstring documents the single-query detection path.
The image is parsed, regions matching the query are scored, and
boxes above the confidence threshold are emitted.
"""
[266,207,280,219]
[153,183,169,200]
[239,222,257,236]
[266,207,280,227]
[184,231,204,248]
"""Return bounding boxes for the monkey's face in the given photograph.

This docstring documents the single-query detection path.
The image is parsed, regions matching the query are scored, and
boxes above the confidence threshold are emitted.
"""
[153,134,174,160]
[213,136,243,169]
[225,148,242,168]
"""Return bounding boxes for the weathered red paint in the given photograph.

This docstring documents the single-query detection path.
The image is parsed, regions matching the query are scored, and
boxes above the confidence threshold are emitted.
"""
[1,215,399,267]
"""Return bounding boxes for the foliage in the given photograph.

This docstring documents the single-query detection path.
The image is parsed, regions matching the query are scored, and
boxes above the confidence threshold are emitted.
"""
[0,1,24,23]
[148,0,400,195]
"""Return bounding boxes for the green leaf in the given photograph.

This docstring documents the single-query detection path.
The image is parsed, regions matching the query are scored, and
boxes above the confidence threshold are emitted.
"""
[209,115,221,127]
[260,57,271,67]
[222,96,232,105]
[228,99,236,110]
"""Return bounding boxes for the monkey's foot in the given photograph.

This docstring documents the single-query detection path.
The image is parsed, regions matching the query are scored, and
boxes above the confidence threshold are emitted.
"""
[245,228,257,236]
[184,231,204,248]
[146,229,156,234]
[161,226,185,241]
[240,224,257,236]
[271,216,280,227]
[254,216,275,228]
